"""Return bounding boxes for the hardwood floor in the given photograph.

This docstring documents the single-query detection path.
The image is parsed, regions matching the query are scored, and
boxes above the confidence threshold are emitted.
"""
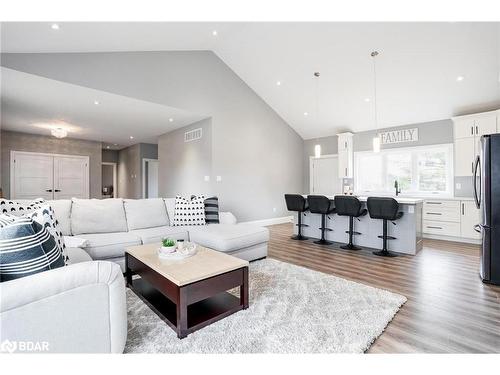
[267,223,500,353]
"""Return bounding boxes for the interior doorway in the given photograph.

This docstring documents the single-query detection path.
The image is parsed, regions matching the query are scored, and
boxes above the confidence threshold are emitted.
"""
[142,158,159,198]
[102,162,117,198]
[309,154,340,195]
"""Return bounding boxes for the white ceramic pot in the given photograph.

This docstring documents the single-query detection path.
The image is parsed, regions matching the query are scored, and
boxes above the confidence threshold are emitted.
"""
[160,245,176,254]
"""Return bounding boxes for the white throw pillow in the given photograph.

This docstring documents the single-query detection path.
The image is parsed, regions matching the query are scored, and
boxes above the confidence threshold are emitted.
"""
[172,195,206,226]
[71,198,128,235]
[124,198,169,230]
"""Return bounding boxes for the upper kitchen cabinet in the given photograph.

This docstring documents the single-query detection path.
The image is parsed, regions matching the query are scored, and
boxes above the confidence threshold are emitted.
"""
[337,132,353,178]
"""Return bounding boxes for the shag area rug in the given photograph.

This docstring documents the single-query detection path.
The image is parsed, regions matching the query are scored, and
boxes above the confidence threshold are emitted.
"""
[125,258,406,353]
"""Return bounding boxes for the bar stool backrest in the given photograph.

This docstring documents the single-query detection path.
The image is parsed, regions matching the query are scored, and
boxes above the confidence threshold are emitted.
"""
[367,197,400,220]
[307,195,333,214]
[284,194,308,212]
[334,195,362,217]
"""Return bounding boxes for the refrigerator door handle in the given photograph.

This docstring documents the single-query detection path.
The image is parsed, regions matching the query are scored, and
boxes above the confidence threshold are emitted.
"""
[473,155,481,209]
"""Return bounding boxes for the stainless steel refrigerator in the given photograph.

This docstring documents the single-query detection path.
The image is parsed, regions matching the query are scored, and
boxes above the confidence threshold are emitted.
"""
[474,134,500,285]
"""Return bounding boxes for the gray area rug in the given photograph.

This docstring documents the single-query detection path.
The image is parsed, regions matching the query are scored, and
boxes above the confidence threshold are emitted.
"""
[125,258,406,353]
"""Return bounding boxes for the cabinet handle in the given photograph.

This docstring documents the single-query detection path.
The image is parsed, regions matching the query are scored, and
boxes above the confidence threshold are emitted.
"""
[345,167,347,177]
[471,126,474,135]
[426,202,442,205]
[462,203,464,215]
[46,189,53,192]
[472,162,474,174]
[476,125,479,135]
[427,226,443,229]
[427,212,442,215]
[54,189,61,193]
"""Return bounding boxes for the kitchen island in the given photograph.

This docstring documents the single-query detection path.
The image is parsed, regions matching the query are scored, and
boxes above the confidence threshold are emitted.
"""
[294,196,423,255]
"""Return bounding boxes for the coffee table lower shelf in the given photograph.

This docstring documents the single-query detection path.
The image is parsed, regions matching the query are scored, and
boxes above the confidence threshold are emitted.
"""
[129,278,243,337]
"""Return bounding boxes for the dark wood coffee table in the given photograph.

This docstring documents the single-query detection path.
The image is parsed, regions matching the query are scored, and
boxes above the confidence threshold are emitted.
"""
[125,244,249,339]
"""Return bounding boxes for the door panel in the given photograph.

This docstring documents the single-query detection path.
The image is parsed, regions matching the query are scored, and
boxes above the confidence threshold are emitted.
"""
[147,160,159,198]
[454,137,475,176]
[12,153,54,200]
[53,156,89,199]
[311,157,340,195]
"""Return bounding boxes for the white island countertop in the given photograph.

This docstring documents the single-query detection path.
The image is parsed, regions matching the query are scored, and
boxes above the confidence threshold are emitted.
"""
[303,195,423,204]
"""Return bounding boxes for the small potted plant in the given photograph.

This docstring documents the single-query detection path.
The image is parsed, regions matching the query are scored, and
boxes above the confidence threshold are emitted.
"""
[161,238,177,254]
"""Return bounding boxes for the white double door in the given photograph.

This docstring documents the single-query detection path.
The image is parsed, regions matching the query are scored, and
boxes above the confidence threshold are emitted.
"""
[11,151,89,200]
[310,155,341,195]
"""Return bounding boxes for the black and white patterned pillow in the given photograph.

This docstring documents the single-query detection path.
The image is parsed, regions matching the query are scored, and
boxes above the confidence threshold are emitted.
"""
[0,199,68,264]
[172,195,206,226]
[203,196,220,224]
[0,198,45,215]
[0,211,66,282]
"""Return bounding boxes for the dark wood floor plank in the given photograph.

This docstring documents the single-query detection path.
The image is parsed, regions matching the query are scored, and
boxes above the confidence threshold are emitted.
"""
[266,223,500,353]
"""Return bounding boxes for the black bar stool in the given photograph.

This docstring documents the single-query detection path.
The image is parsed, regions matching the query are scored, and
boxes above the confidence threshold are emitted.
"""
[307,195,336,245]
[284,194,309,240]
[367,197,404,257]
[334,195,367,250]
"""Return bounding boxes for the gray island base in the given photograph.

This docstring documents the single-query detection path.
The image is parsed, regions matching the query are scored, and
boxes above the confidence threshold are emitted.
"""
[295,196,423,255]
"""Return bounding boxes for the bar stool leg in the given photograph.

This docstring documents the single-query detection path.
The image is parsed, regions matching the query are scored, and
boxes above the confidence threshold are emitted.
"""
[314,214,333,245]
[340,216,362,250]
[291,212,308,241]
[373,219,399,257]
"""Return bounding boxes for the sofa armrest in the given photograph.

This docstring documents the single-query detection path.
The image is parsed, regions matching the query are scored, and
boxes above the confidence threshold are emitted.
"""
[219,212,237,225]
[0,261,127,353]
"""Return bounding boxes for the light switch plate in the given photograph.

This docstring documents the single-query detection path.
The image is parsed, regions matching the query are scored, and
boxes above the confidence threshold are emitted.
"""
[204,175,210,182]
[456,183,462,190]
[408,206,414,214]
[216,176,222,182]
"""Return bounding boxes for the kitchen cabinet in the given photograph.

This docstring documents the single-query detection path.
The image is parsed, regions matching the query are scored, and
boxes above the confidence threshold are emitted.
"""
[337,132,353,178]
[454,137,475,176]
[460,201,481,239]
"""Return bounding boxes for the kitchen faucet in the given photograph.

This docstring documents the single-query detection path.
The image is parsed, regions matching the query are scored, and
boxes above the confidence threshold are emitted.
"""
[394,180,401,196]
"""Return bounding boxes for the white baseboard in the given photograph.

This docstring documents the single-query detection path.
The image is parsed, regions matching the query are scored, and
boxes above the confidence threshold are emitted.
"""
[241,216,293,227]
[423,233,481,245]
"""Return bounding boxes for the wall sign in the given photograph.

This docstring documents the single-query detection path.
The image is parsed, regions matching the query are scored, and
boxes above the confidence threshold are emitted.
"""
[379,128,418,145]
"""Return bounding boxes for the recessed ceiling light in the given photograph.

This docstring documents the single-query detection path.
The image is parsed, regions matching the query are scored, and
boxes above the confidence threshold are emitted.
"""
[303,112,309,116]
[130,136,134,139]
[456,76,465,82]
[212,30,218,36]
[94,100,100,105]
[364,98,371,102]
[51,23,59,30]
[106,146,110,149]
[51,128,67,139]
[169,118,174,122]
[276,81,281,86]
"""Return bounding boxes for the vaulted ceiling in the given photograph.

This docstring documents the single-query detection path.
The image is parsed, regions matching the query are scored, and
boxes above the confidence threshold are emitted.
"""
[2,22,500,140]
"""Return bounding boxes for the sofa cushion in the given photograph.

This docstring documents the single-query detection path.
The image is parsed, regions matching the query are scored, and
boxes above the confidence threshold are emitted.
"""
[129,226,189,245]
[71,198,128,235]
[164,198,176,225]
[47,199,72,236]
[124,198,169,231]
[78,232,141,260]
[66,247,93,264]
[188,224,269,253]
[0,213,66,282]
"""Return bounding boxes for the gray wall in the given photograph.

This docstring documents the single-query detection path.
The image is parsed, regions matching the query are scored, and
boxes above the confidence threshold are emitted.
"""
[158,118,213,197]
[102,149,119,163]
[1,51,304,221]
[117,143,158,199]
[0,130,102,198]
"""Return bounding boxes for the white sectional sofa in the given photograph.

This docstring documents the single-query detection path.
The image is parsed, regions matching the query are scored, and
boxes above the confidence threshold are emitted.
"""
[49,197,270,271]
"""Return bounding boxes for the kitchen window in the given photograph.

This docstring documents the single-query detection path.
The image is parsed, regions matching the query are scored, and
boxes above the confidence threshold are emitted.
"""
[354,144,454,196]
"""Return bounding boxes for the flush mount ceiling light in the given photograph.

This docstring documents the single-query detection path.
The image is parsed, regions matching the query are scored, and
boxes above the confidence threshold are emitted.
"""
[364,98,371,102]
[106,146,110,149]
[371,51,381,153]
[169,118,174,122]
[212,30,218,36]
[51,23,59,30]
[51,127,67,139]
[456,75,465,82]
[94,100,100,105]
[303,112,308,116]
[130,136,134,139]
[276,81,281,86]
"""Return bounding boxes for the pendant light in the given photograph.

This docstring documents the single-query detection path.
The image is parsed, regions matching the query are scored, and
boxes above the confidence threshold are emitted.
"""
[371,51,381,153]
[313,71,321,158]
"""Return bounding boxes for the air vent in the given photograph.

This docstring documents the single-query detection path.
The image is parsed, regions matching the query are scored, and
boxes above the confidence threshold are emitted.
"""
[184,128,203,142]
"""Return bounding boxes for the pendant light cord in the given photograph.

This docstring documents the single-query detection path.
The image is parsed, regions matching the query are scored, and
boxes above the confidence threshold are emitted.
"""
[371,51,379,131]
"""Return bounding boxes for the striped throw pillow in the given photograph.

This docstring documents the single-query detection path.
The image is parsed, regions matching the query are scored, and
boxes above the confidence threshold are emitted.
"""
[204,196,220,224]
[0,210,66,282]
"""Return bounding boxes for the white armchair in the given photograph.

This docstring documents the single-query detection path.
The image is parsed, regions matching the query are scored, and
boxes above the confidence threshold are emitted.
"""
[0,258,127,353]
